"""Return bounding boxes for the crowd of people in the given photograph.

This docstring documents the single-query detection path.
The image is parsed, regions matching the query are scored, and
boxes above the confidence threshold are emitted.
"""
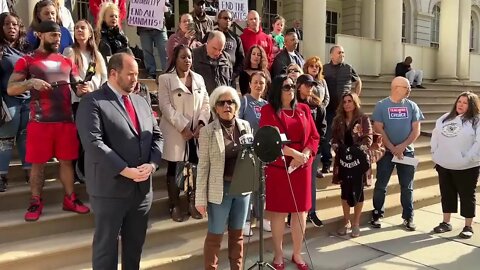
[0,1,479,270]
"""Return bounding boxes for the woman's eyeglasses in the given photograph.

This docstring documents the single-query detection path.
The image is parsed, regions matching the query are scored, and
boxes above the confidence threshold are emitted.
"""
[288,69,301,74]
[282,84,296,91]
[216,99,235,106]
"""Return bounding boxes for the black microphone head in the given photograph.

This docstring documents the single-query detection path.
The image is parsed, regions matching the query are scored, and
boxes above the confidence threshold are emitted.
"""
[83,62,96,82]
[240,129,247,136]
[253,126,282,163]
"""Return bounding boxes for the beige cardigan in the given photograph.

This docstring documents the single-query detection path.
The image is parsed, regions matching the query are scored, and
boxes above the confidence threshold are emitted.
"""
[195,118,252,206]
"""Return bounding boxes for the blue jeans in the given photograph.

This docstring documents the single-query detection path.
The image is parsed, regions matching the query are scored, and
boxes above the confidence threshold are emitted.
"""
[320,110,335,167]
[310,152,322,213]
[139,29,168,75]
[0,97,30,173]
[207,181,250,234]
[373,151,415,220]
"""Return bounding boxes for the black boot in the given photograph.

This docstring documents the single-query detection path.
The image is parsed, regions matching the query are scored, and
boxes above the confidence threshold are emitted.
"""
[166,176,185,222]
[0,174,7,192]
[187,186,203,219]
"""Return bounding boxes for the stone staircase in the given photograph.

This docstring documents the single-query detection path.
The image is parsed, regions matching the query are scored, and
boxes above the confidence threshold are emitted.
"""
[0,78,479,270]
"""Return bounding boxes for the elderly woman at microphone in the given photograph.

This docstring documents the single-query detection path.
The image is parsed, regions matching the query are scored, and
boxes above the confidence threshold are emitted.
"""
[195,86,253,270]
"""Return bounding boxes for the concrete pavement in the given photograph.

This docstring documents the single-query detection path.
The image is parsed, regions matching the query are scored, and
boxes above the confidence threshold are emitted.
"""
[222,202,480,270]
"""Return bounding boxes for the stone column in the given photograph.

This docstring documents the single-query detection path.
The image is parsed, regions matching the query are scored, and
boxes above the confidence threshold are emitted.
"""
[375,0,383,40]
[303,0,326,60]
[437,0,460,80]
[457,0,472,81]
[361,0,375,39]
[380,0,403,75]
[174,0,180,30]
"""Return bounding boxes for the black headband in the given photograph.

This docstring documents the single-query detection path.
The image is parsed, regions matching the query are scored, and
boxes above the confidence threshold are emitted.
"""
[35,20,61,33]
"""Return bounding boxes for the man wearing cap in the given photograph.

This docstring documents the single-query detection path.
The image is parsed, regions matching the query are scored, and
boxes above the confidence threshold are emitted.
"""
[7,21,91,221]
[191,0,214,42]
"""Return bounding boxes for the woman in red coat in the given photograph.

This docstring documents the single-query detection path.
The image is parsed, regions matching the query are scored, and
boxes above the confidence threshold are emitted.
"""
[259,75,320,270]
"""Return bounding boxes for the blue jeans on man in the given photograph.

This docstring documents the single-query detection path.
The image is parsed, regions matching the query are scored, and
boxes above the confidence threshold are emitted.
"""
[372,151,415,221]
[139,29,168,77]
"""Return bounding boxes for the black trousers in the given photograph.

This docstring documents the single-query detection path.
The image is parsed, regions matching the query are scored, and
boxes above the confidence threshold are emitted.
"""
[436,165,479,218]
[90,187,152,270]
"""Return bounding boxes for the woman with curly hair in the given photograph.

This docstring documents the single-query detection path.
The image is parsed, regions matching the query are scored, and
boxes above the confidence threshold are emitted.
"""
[331,92,372,238]
[0,12,31,191]
[95,1,131,63]
[238,45,270,96]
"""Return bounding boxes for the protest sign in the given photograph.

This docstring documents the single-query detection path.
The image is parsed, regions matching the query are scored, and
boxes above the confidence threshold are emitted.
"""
[128,0,166,30]
[219,0,248,21]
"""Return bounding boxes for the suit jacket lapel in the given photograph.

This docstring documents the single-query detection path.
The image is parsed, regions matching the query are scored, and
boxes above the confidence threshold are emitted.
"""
[213,120,225,153]
[130,95,145,135]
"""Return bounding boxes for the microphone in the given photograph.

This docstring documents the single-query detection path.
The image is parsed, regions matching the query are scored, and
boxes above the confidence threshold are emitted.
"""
[239,129,254,147]
[51,62,97,88]
[238,129,256,164]
[82,62,96,83]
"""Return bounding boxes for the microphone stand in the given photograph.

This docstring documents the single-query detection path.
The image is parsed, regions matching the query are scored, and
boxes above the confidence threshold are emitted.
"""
[247,161,275,270]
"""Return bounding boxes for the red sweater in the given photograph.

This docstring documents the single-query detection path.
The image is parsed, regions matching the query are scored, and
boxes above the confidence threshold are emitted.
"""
[240,28,274,68]
[89,0,127,24]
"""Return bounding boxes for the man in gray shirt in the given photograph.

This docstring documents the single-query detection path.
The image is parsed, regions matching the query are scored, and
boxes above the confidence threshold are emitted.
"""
[321,45,361,173]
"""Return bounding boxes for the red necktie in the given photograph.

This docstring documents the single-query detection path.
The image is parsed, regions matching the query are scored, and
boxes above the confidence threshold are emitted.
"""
[122,95,140,133]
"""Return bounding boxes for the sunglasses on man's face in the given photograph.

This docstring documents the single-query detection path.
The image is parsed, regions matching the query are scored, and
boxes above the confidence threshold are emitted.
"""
[288,69,300,74]
[282,84,296,91]
[216,99,235,106]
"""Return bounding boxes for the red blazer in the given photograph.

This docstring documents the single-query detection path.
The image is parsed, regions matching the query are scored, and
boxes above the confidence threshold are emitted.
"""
[259,103,320,167]
[90,0,127,25]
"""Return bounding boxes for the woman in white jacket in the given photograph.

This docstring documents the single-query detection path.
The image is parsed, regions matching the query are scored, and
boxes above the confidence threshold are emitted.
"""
[431,91,480,239]
[158,44,210,222]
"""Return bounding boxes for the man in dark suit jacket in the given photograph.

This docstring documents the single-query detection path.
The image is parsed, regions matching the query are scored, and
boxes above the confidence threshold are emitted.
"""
[271,31,304,79]
[286,19,303,40]
[76,53,163,270]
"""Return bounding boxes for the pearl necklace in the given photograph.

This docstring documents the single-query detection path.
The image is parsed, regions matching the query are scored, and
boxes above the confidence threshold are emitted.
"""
[282,109,295,118]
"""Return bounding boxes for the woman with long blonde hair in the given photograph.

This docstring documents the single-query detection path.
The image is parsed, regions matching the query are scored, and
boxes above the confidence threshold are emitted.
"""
[63,19,107,182]
[95,1,130,62]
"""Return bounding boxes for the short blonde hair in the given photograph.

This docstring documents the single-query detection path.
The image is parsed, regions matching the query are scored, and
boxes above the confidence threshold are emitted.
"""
[209,86,241,117]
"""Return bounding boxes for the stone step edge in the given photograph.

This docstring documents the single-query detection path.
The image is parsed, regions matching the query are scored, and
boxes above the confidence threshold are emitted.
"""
[0,161,436,212]
[0,170,447,268]
[0,167,440,233]
[27,184,443,270]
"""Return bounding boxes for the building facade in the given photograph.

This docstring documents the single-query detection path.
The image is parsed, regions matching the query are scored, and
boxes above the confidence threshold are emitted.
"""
[15,0,480,82]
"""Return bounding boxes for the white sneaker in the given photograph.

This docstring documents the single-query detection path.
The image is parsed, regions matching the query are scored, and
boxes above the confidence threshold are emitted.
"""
[263,219,272,232]
[243,222,253,236]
